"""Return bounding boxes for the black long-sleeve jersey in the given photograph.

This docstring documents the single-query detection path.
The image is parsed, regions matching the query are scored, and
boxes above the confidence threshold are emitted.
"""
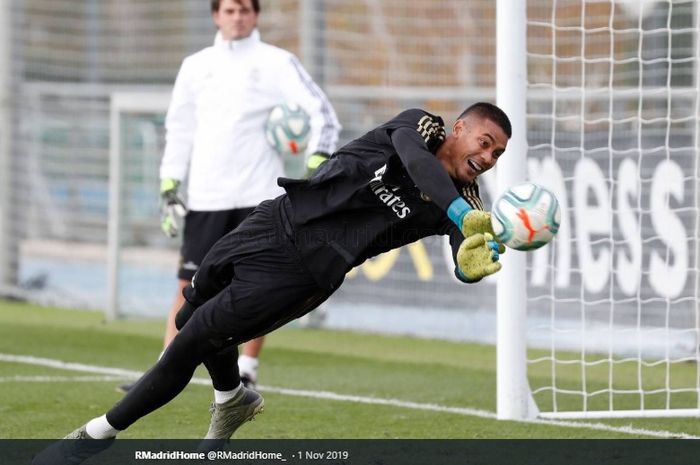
[278,108,485,290]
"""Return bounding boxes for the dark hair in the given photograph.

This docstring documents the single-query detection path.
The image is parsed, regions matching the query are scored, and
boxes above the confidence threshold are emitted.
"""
[458,102,512,139]
[211,0,260,13]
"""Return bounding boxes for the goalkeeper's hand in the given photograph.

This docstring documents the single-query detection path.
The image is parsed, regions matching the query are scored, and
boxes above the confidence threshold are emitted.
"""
[457,232,503,282]
[447,197,505,252]
[160,178,186,238]
[460,209,497,238]
[305,152,330,178]
[460,210,506,260]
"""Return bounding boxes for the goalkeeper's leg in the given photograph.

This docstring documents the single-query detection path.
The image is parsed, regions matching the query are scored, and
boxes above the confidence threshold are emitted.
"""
[31,311,230,465]
[106,307,228,431]
[175,299,245,393]
[106,291,263,432]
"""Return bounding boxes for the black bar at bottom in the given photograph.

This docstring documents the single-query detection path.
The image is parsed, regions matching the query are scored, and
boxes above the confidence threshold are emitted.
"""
[5,439,700,465]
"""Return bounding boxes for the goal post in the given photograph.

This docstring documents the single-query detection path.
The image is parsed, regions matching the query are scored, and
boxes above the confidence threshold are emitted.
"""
[498,0,700,419]
[496,0,539,420]
[108,90,171,321]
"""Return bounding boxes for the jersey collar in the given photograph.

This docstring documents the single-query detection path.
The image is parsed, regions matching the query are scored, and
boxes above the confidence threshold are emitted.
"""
[214,28,261,51]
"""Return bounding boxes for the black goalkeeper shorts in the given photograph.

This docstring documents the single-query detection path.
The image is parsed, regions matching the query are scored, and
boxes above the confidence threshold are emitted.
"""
[178,207,256,280]
[180,197,331,347]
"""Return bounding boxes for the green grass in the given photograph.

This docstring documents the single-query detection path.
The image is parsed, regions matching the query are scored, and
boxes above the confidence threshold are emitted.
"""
[1,299,699,439]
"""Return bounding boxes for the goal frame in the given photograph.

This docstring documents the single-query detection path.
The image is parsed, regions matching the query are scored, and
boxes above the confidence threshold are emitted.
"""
[497,0,700,420]
[107,90,171,321]
[496,0,539,421]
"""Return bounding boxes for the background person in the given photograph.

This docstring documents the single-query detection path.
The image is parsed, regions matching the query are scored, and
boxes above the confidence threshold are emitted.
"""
[119,0,341,393]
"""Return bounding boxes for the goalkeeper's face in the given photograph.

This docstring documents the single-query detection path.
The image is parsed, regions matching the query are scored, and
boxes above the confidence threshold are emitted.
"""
[441,116,508,184]
[213,0,258,41]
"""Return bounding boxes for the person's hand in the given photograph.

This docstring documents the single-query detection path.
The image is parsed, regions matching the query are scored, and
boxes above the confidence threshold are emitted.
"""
[160,178,186,238]
[460,209,495,238]
[457,232,503,282]
[461,210,505,254]
[448,198,501,245]
[305,152,330,178]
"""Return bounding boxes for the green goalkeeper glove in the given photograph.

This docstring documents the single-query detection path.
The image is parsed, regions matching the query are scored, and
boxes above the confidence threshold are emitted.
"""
[457,232,503,282]
[460,209,496,238]
[447,197,505,252]
[305,152,330,178]
[160,178,186,238]
[461,210,505,256]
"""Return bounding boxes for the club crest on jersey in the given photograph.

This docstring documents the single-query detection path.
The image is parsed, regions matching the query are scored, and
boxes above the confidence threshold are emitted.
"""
[370,165,411,219]
[416,115,446,144]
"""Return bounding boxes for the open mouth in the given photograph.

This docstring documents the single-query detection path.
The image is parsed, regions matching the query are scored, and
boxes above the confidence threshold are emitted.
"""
[467,159,483,173]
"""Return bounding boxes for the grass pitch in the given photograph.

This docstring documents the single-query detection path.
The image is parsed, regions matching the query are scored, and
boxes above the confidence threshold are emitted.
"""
[1,299,699,440]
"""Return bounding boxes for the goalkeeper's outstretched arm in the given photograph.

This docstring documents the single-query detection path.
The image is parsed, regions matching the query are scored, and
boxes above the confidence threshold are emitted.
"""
[390,126,498,240]
[391,126,462,210]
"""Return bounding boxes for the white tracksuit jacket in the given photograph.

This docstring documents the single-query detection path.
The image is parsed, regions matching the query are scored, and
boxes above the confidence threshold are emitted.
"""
[159,29,341,211]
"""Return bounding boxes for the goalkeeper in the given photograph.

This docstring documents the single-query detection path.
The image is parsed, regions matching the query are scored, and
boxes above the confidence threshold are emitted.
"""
[36,102,510,464]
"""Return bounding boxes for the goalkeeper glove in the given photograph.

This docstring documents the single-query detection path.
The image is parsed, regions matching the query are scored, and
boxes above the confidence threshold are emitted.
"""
[447,197,496,237]
[461,209,497,238]
[160,178,186,238]
[305,152,330,178]
[457,232,503,282]
[447,197,505,253]
[463,211,505,256]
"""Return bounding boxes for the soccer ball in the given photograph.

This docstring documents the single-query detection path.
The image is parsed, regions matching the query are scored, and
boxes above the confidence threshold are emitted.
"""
[264,102,311,156]
[490,182,561,251]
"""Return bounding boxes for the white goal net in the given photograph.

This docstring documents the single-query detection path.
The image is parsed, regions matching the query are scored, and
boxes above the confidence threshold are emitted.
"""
[521,0,700,418]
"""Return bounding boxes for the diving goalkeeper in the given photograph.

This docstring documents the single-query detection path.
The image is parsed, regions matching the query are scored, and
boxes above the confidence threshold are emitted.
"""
[34,102,510,464]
